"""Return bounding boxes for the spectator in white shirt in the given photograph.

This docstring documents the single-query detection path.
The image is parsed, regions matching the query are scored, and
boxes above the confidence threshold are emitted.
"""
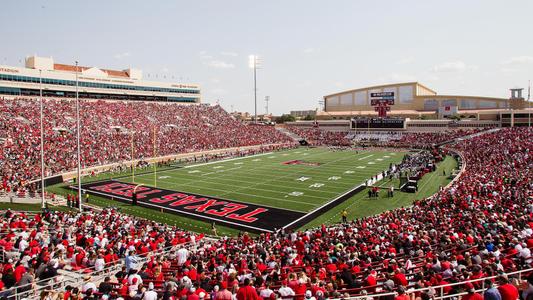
[82,275,97,293]
[143,283,158,300]
[278,281,295,300]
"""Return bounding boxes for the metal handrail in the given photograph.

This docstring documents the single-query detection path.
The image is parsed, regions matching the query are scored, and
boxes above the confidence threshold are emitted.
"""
[3,240,201,300]
[338,267,533,300]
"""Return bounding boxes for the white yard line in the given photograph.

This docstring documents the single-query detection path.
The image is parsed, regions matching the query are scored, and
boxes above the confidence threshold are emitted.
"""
[161,172,343,194]
[217,150,369,199]
[142,177,318,209]
[358,154,374,161]
[131,149,403,213]
[200,166,243,176]
[182,151,274,169]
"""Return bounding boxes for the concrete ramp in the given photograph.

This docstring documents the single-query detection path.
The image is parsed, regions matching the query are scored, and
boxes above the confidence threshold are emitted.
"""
[275,126,303,142]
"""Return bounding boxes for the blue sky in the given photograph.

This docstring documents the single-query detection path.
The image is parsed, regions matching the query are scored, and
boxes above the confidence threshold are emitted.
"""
[1,0,532,114]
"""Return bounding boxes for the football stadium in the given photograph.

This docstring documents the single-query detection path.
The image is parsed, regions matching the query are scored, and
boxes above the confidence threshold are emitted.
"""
[0,2,532,300]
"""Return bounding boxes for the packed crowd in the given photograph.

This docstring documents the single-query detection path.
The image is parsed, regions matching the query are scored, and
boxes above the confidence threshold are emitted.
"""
[284,127,351,146]
[284,126,485,149]
[380,130,485,149]
[0,98,293,193]
[0,207,202,298]
[0,127,527,300]
[118,127,529,300]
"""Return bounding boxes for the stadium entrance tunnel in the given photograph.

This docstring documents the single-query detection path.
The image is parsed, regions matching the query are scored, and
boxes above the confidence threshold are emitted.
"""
[73,180,306,233]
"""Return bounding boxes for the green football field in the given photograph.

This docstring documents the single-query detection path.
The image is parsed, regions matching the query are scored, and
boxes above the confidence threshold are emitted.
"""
[46,147,456,236]
[117,147,408,213]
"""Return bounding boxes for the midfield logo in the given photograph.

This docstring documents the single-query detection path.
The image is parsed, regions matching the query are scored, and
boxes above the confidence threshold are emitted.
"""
[282,160,322,166]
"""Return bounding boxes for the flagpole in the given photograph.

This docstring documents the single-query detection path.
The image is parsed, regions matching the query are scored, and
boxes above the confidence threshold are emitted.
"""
[39,70,45,209]
[75,61,82,212]
[153,126,157,187]
[131,131,135,183]
[527,80,531,127]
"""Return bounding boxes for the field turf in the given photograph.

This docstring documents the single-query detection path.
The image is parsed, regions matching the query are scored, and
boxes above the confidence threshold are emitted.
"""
[115,147,407,213]
[45,147,456,236]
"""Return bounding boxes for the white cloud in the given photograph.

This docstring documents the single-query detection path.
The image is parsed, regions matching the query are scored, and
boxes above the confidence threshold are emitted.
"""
[221,51,238,57]
[396,57,414,65]
[501,56,533,65]
[431,61,477,73]
[303,48,316,54]
[211,78,221,84]
[204,60,235,69]
[113,52,130,59]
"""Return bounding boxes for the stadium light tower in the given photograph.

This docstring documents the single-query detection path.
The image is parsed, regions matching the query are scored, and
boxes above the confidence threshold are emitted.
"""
[527,80,531,127]
[265,96,270,115]
[39,70,45,209]
[249,55,260,123]
[75,61,82,212]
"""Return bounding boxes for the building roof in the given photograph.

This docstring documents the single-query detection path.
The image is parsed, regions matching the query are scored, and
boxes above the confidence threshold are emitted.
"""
[324,82,437,98]
[53,63,129,78]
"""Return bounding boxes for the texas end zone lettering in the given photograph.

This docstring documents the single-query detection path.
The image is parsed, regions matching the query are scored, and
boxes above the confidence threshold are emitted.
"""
[86,181,269,223]
[80,180,306,232]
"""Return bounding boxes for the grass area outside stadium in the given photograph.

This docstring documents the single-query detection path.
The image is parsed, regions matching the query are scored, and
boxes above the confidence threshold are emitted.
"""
[44,147,457,236]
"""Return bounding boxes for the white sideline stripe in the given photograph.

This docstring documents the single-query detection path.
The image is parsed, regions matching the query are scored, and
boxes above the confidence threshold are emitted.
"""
[76,186,275,233]
[182,152,274,169]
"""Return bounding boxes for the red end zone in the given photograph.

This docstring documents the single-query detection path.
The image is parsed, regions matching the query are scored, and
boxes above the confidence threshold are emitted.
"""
[75,180,306,233]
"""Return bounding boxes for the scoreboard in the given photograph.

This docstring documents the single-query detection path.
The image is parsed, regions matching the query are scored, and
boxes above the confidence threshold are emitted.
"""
[351,118,405,129]
[370,92,395,106]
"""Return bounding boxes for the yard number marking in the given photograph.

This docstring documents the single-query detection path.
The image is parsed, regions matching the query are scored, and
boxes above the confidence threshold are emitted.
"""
[296,176,311,182]
[288,191,304,197]
[309,183,324,188]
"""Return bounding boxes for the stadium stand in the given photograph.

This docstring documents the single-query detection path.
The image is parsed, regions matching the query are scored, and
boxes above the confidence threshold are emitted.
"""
[0,98,293,194]
[284,127,351,146]
[0,126,530,300]
[284,126,488,149]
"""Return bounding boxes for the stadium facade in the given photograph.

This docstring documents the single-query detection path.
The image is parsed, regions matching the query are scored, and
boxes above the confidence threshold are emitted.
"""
[321,82,527,117]
[0,56,201,103]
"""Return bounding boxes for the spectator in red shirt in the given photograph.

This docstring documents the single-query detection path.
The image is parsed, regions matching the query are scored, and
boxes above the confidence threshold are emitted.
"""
[236,278,259,300]
[462,282,483,300]
[497,276,519,300]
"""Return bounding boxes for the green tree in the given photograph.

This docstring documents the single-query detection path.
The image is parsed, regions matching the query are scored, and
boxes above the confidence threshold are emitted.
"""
[276,114,296,123]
